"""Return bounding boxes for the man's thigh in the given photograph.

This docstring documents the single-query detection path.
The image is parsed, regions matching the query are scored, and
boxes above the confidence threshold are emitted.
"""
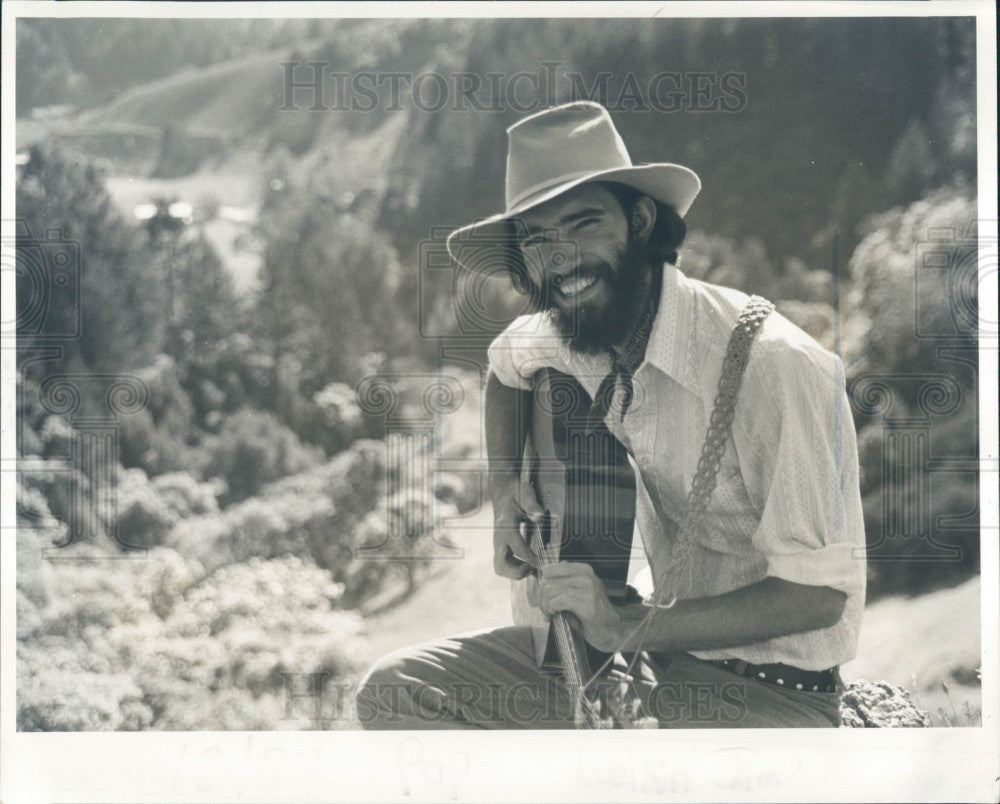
[356,626,577,729]
[637,652,841,728]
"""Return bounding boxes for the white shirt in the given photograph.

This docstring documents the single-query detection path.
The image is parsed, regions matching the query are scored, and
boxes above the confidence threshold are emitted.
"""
[488,263,866,670]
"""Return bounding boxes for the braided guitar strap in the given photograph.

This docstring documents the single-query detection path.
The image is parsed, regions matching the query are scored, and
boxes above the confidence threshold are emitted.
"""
[654,294,775,603]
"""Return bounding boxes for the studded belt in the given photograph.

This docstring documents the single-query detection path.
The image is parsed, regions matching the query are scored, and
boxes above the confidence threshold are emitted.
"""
[710,658,842,693]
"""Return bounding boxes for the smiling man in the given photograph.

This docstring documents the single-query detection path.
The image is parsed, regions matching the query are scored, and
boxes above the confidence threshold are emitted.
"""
[356,101,866,729]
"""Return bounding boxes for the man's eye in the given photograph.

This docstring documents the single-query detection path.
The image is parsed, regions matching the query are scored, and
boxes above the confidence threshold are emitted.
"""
[574,217,599,230]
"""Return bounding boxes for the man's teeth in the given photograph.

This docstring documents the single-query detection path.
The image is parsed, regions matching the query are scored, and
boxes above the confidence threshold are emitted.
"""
[558,275,597,297]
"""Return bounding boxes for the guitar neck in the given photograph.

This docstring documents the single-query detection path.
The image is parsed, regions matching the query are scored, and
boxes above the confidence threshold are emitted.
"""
[517,367,636,730]
[531,536,602,729]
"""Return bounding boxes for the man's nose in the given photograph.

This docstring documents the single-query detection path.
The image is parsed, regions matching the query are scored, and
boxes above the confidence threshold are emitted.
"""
[526,241,577,285]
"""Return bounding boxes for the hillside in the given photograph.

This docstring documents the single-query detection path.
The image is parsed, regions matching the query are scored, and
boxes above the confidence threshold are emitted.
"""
[19,17,976,270]
[14,17,982,735]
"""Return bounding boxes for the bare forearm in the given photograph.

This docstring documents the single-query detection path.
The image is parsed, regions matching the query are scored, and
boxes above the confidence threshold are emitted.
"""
[484,371,532,506]
[606,577,847,653]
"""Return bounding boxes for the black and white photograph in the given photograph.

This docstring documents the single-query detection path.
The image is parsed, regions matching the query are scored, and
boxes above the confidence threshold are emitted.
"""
[1,1,997,801]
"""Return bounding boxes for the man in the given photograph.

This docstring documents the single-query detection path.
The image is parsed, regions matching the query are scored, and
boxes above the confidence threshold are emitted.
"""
[356,101,865,728]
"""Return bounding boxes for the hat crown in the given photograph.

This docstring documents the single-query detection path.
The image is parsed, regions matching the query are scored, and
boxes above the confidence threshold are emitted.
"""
[505,102,632,208]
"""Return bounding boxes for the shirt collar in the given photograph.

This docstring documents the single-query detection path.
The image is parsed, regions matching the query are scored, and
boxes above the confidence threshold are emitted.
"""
[641,262,697,392]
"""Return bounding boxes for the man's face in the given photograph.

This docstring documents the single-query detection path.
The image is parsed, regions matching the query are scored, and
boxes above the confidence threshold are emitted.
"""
[514,184,647,353]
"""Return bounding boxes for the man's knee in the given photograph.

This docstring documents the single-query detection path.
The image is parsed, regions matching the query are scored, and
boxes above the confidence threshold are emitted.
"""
[355,653,411,729]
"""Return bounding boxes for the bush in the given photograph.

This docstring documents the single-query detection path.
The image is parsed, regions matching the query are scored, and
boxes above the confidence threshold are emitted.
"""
[18,458,100,542]
[205,407,322,504]
[116,555,368,729]
[149,471,221,518]
[849,187,979,597]
[116,468,177,550]
[114,468,221,550]
[850,187,977,378]
[18,638,154,731]
[164,440,386,597]
[17,545,369,731]
[312,381,366,454]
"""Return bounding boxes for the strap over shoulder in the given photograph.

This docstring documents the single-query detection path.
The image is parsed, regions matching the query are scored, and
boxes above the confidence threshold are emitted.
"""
[654,294,775,602]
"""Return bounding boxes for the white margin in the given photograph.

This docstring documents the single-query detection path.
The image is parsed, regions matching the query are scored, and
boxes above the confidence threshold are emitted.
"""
[1,2,997,803]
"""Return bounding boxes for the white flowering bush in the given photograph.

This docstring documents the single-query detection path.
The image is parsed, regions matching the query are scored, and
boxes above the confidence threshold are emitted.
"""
[18,546,368,731]
[16,416,459,730]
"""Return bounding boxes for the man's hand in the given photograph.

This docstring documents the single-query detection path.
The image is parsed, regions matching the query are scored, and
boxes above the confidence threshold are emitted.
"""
[533,562,624,652]
[491,477,543,580]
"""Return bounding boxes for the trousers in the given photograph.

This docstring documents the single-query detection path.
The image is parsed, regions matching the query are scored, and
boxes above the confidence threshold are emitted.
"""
[355,626,841,729]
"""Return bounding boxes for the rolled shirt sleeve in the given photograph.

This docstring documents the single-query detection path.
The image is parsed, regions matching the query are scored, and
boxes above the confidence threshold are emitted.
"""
[736,341,867,598]
[487,313,568,391]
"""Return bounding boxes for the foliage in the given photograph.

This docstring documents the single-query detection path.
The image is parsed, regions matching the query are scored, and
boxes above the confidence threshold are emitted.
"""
[18,638,155,731]
[850,187,978,375]
[17,143,166,371]
[115,467,222,551]
[165,440,386,595]
[849,187,979,596]
[259,195,409,391]
[204,407,322,504]
[17,546,368,731]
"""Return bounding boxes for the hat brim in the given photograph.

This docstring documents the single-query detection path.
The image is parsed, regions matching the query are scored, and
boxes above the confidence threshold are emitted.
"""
[445,163,700,266]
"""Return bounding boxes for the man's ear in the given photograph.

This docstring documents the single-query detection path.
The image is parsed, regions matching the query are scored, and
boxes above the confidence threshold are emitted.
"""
[631,196,657,243]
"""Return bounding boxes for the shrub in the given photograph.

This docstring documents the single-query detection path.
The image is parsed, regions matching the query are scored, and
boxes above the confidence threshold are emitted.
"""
[850,187,977,378]
[149,471,220,518]
[164,440,386,596]
[18,458,100,542]
[205,408,322,504]
[18,637,154,731]
[116,555,368,729]
[312,381,366,454]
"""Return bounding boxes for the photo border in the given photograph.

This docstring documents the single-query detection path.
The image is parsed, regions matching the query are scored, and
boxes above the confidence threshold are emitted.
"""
[1,1,996,801]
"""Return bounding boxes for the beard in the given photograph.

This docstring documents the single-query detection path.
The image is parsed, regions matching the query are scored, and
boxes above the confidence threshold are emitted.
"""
[538,234,652,355]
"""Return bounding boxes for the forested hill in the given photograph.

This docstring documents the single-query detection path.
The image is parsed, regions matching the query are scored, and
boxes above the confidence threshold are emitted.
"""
[19,17,976,269]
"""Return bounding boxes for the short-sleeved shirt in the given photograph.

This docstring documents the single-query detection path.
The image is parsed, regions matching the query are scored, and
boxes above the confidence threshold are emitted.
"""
[488,263,866,670]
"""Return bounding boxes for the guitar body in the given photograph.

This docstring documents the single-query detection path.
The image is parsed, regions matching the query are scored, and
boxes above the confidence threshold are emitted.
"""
[511,368,638,673]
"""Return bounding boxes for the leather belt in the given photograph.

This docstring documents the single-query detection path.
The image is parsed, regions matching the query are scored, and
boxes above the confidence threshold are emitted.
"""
[710,658,842,693]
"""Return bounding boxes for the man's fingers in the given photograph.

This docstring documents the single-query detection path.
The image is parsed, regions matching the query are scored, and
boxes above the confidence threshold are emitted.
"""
[493,528,538,579]
[540,591,581,618]
[499,527,538,568]
[493,552,532,580]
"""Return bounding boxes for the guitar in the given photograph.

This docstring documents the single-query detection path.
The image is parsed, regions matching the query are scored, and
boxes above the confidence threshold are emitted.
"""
[510,368,638,728]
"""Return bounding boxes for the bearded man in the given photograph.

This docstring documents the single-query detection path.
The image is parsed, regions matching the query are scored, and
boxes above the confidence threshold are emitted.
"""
[356,101,865,729]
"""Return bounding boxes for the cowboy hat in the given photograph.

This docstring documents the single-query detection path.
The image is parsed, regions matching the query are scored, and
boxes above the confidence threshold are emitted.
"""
[446,101,701,266]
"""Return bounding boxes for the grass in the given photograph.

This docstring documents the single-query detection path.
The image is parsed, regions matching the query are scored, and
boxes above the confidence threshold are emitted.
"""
[841,575,982,727]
